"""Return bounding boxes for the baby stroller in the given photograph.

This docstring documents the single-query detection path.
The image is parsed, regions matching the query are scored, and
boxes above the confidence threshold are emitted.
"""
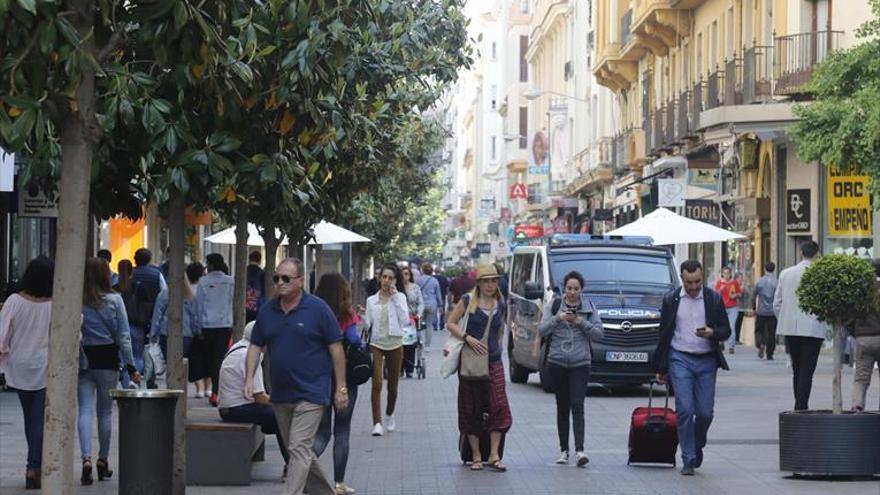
[402,316,427,379]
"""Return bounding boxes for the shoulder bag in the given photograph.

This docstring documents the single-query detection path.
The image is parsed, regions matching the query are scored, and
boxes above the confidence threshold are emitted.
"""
[346,327,373,386]
[458,306,494,381]
[440,308,468,379]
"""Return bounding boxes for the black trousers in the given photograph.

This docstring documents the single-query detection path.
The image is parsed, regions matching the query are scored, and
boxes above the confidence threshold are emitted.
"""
[546,364,590,452]
[755,315,778,358]
[202,328,232,396]
[735,310,744,343]
[785,336,824,410]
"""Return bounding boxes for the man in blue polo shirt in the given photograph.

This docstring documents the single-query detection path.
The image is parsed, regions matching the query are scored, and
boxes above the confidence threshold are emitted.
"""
[244,258,348,495]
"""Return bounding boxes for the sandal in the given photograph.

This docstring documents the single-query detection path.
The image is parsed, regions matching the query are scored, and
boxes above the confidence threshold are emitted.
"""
[487,459,507,472]
[469,461,483,471]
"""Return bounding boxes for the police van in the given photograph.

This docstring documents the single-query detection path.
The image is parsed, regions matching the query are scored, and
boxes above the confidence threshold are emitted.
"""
[506,235,678,390]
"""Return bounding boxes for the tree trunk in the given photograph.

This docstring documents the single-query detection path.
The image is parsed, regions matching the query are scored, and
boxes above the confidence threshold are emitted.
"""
[352,247,366,305]
[166,194,187,494]
[42,2,97,492]
[232,202,249,340]
[832,323,843,414]
[262,229,281,299]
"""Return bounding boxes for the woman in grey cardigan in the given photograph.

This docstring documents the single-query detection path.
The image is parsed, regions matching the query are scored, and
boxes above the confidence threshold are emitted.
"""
[538,271,604,467]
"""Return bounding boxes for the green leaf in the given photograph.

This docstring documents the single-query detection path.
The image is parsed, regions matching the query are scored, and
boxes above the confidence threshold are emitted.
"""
[164,128,178,153]
[39,19,56,55]
[230,61,253,84]
[55,17,79,46]
[130,72,155,86]
[15,0,35,15]
[119,98,134,125]
[170,167,190,193]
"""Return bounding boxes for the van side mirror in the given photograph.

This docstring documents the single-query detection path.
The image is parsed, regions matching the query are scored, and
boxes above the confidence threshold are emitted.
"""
[524,281,544,301]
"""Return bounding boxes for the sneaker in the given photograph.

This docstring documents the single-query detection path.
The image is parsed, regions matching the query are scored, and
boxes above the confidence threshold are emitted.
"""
[384,415,396,432]
[334,482,355,495]
[371,423,384,436]
[729,347,735,355]
[758,347,764,359]
[555,451,569,464]
[680,464,695,476]
[767,355,774,361]
[575,451,589,467]
[195,391,204,399]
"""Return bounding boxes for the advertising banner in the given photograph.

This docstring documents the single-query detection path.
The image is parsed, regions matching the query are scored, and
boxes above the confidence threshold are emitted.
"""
[827,165,871,237]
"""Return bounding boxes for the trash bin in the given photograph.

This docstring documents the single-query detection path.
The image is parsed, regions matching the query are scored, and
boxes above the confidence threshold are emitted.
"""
[110,389,183,495]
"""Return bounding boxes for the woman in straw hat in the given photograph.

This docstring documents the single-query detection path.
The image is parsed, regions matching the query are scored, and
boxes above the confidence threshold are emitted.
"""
[446,263,512,472]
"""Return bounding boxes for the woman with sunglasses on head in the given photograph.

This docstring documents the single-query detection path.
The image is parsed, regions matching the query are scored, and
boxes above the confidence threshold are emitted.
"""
[400,265,423,378]
[362,263,409,436]
[313,273,366,495]
[447,264,512,472]
[538,271,604,467]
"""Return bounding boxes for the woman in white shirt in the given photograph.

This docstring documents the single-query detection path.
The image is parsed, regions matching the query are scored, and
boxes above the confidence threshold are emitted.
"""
[362,263,409,436]
[400,265,423,378]
[0,256,53,490]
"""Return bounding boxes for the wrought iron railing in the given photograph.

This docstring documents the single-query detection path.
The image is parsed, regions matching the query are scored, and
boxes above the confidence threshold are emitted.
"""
[678,90,690,138]
[724,56,742,105]
[742,44,774,103]
[706,69,722,109]
[665,98,676,145]
[691,80,703,130]
[774,30,841,95]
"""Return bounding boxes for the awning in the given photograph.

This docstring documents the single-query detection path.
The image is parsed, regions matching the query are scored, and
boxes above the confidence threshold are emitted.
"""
[204,221,370,246]
[607,207,746,245]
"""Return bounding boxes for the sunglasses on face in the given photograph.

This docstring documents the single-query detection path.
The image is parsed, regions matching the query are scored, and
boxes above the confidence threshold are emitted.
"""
[272,274,301,284]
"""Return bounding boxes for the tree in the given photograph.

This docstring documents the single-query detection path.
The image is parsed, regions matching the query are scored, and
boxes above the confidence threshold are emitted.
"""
[789,0,880,183]
[796,254,877,413]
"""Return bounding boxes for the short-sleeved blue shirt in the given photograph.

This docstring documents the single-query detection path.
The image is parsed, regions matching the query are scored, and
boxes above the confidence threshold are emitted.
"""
[250,293,342,406]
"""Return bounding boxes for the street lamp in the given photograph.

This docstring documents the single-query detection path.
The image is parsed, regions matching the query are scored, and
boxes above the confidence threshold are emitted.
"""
[523,88,590,103]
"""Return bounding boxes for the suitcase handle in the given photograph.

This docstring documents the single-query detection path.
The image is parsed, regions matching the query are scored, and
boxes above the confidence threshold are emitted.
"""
[648,379,670,411]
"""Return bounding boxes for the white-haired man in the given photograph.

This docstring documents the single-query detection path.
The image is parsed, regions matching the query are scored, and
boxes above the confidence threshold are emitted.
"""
[218,321,289,469]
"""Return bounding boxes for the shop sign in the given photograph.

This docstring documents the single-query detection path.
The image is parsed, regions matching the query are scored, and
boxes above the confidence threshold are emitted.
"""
[593,208,614,221]
[499,207,511,223]
[509,183,527,199]
[476,242,492,254]
[491,240,510,257]
[827,166,871,237]
[657,178,686,207]
[684,200,720,224]
[18,184,58,218]
[786,189,811,233]
[470,248,480,259]
[514,224,544,239]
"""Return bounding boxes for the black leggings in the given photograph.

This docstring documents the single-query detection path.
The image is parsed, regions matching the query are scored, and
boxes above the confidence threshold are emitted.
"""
[313,385,359,482]
[547,364,590,452]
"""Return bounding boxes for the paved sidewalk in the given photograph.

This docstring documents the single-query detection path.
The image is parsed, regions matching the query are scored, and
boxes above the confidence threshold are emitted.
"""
[1,336,878,494]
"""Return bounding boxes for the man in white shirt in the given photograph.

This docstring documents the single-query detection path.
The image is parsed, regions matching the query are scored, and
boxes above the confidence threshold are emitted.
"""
[773,240,828,411]
[218,322,289,469]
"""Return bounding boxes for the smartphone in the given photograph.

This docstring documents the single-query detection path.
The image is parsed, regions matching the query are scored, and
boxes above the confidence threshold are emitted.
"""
[695,327,707,336]
[565,308,577,315]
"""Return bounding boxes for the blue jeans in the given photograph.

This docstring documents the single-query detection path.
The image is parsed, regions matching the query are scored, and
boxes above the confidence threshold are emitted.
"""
[16,388,46,470]
[668,349,718,467]
[220,402,289,464]
[314,385,359,482]
[725,308,738,349]
[78,369,119,459]
[121,324,147,388]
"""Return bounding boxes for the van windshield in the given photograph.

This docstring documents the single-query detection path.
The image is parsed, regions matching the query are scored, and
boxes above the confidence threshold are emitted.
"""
[550,255,674,288]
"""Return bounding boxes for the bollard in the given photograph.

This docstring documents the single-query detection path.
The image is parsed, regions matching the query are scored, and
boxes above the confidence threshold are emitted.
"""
[110,389,183,495]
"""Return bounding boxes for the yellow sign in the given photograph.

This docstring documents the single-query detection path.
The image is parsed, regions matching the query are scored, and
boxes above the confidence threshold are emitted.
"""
[827,165,872,237]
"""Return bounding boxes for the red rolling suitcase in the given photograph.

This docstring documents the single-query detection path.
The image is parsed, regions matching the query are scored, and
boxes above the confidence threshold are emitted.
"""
[627,382,678,466]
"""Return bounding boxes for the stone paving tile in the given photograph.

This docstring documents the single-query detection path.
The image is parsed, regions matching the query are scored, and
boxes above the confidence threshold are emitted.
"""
[1,333,878,494]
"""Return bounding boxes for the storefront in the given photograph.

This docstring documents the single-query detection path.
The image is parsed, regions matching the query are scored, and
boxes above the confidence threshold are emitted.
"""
[822,163,873,258]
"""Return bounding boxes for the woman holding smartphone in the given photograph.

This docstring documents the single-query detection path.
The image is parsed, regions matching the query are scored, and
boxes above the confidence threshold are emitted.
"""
[538,271,604,467]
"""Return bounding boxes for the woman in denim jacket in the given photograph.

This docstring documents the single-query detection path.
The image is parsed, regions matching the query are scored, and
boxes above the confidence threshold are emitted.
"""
[538,271,604,467]
[78,258,140,485]
[149,274,202,360]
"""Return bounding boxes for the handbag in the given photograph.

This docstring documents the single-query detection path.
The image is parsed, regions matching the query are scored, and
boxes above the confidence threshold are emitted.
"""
[459,306,494,381]
[147,342,166,376]
[440,309,469,379]
[346,328,373,386]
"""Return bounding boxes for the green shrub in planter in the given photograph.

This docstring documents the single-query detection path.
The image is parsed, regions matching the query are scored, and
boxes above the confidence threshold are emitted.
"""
[796,254,877,413]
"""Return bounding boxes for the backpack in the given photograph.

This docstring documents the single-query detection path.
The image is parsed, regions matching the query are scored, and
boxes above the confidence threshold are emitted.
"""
[123,279,158,329]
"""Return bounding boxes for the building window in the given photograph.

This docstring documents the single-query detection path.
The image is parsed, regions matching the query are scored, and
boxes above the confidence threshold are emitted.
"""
[519,35,529,82]
[491,42,497,60]
[491,136,497,161]
[519,106,528,149]
[491,85,497,109]
[521,0,529,14]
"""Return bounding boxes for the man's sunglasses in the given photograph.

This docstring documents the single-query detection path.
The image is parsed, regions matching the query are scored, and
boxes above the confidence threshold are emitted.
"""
[272,274,301,284]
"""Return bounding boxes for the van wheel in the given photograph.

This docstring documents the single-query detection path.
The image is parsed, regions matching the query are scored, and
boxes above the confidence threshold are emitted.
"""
[507,344,529,383]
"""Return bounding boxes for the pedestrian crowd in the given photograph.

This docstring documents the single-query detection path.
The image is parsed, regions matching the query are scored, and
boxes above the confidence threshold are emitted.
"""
[0,241,878,493]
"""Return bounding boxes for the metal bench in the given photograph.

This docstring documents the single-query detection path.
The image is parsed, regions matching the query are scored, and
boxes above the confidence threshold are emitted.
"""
[186,408,265,486]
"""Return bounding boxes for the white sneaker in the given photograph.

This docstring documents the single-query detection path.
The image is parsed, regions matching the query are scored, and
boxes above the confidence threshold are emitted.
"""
[384,415,396,432]
[335,482,355,494]
[555,451,569,464]
[195,391,204,399]
[371,423,384,436]
[575,451,590,467]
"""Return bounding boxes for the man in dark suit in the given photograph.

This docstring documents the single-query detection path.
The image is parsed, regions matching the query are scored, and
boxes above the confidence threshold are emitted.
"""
[654,259,731,476]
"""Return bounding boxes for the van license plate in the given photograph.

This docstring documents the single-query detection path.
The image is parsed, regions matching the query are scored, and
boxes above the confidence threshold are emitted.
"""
[606,352,648,362]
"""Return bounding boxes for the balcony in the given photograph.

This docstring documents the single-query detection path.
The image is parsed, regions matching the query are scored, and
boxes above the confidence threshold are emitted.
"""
[630,0,690,56]
[691,80,703,130]
[774,30,842,95]
[593,42,639,92]
[623,128,648,170]
[677,90,699,140]
[706,69,722,110]
[665,98,677,146]
[742,45,773,104]
[669,0,708,7]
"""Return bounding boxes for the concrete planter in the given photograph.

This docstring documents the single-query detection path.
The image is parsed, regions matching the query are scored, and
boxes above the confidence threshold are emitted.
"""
[779,410,880,477]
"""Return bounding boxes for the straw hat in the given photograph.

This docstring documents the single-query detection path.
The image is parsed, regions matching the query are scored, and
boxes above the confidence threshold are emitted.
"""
[476,263,502,280]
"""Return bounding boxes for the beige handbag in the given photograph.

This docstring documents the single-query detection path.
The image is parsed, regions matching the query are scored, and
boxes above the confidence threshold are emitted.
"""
[458,309,493,381]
